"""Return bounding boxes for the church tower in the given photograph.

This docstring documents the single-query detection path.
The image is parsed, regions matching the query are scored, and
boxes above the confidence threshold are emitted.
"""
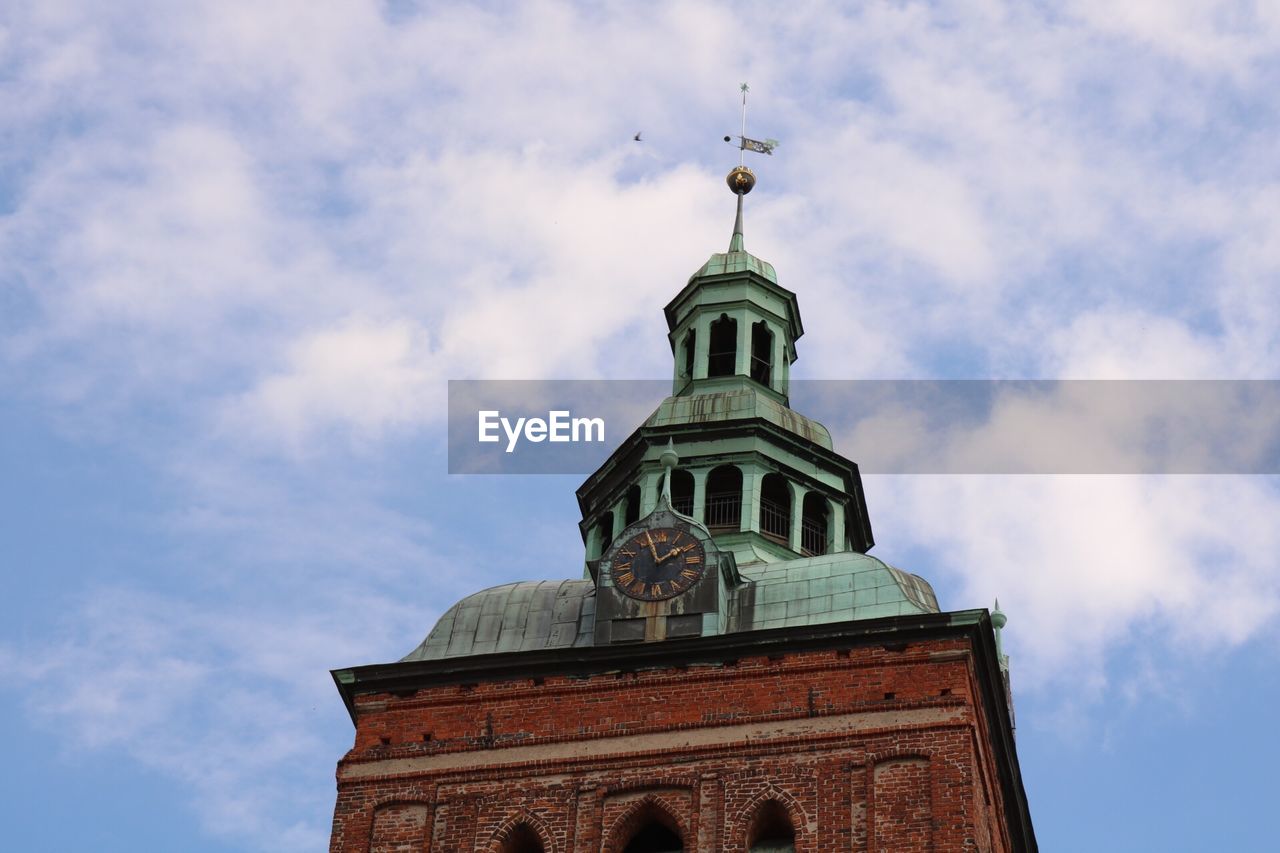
[329,156,1036,852]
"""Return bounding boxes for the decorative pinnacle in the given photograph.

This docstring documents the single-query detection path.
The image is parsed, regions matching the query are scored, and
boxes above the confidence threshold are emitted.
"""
[659,438,679,502]
[991,598,1009,666]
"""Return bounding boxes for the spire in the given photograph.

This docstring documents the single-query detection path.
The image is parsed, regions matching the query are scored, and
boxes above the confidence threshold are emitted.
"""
[728,175,749,252]
[721,83,773,253]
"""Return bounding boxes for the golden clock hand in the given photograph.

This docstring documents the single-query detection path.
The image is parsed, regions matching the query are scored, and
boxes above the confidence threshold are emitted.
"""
[659,542,697,563]
[645,531,660,562]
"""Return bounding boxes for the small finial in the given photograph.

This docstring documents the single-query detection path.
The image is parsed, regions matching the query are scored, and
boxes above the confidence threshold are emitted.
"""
[660,439,679,502]
[726,166,756,196]
[991,598,1008,667]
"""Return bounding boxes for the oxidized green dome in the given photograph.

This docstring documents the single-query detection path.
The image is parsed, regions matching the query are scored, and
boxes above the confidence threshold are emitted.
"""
[403,554,938,661]
[402,580,595,661]
[643,387,833,449]
[689,248,778,285]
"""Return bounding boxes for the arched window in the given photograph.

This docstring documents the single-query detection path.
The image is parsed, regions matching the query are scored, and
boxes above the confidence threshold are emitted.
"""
[705,465,742,532]
[624,484,641,525]
[682,328,696,380]
[499,823,546,853]
[759,473,791,545]
[801,492,831,556]
[624,821,684,852]
[751,320,774,386]
[670,469,694,516]
[611,799,686,853]
[708,314,737,377]
[747,800,796,852]
[593,510,615,558]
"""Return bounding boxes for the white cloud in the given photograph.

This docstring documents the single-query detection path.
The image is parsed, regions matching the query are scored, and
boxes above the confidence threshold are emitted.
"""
[3,0,1280,848]
[1043,311,1232,379]
[0,585,420,852]
[1065,0,1280,74]
[225,316,437,449]
[869,474,1280,688]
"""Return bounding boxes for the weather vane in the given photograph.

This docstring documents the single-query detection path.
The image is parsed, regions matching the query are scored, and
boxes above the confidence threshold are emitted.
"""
[724,82,779,164]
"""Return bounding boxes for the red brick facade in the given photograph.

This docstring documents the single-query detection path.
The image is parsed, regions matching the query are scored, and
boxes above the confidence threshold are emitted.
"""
[330,619,1033,851]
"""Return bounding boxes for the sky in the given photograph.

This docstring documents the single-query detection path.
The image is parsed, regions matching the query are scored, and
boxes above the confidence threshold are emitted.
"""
[2,1,1279,850]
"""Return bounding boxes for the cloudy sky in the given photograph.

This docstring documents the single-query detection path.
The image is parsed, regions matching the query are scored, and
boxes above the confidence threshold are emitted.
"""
[3,1,1279,850]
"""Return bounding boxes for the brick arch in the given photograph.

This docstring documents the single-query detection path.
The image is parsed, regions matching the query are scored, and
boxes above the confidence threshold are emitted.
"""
[729,785,811,853]
[868,752,934,852]
[604,776,698,796]
[368,791,433,813]
[866,746,933,765]
[367,800,431,851]
[486,811,555,852]
[602,793,692,853]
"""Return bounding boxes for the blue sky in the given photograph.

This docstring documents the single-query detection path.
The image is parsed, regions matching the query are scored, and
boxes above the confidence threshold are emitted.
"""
[2,1,1279,850]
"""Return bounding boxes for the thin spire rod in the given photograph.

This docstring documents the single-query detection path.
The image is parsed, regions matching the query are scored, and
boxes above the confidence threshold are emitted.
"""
[729,192,745,252]
[739,82,749,166]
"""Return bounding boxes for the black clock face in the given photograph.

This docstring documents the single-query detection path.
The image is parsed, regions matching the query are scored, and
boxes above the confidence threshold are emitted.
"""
[609,527,706,601]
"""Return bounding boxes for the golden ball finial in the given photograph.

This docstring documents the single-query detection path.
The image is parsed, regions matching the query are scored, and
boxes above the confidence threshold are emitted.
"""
[726,165,756,195]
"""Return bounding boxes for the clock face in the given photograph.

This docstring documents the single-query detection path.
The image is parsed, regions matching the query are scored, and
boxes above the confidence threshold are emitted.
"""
[609,527,707,601]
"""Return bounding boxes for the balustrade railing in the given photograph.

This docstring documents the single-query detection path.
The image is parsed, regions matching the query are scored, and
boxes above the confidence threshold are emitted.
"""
[801,518,829,556]
[707,349,736,377]
[705,491,741,530]
[750,354,772,385]
[758,497,790,544]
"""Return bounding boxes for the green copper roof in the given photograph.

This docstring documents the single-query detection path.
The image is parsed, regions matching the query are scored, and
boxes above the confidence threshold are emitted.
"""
[689,249,777,284]
[403,554,938,662]
[737,552,939,631]
[644,387,833,449]
[402,580,595,661]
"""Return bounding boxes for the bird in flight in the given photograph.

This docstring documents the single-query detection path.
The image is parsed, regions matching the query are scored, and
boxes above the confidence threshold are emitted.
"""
[633,131,643,142]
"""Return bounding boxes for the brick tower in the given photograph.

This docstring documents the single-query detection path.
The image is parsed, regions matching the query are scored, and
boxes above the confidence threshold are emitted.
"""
[328,164,1037,852]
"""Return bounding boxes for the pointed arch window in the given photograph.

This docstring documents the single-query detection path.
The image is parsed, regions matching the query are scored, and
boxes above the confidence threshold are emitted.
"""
[669,469,694,516]
[759,473,791,545]
[593,510,615,558]
[708,314,737,377]
[499,823,546,853]
[751,320,774,387]
[705,465,742,532]
[681,328,696,380]
[747,800,797,852]
[624,484,641,525]
[801,492,831,556]
[623,821,684,852]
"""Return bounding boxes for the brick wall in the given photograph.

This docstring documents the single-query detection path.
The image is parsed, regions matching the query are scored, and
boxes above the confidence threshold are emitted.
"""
[330,637,1015,852]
